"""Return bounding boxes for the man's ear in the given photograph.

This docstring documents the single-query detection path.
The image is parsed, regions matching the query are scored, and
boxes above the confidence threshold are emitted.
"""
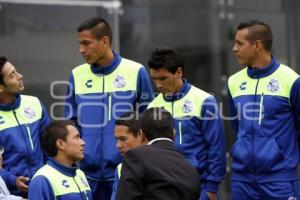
[139,129,148,143]
[56,139,65,151]
[0,85,5,93]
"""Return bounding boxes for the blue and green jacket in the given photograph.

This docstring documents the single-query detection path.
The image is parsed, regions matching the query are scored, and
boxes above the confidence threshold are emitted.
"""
[228,57,300,182]
[64,52,154,181]
[0,94,50,196]
[29,158,92,200]
[148,80,226,193]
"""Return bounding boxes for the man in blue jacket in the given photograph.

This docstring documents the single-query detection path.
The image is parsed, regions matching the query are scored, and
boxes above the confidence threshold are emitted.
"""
[147,48,226,200]
[29,120,92,199]
[228,20,300,199]
[0,57,50,197]
[65,17,154,200]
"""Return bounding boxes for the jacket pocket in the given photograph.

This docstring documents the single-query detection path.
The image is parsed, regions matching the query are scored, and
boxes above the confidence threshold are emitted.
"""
[254,137,284,173]
[231,138,252,171]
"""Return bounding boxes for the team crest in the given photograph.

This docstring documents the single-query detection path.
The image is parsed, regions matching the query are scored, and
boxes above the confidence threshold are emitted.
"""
[267,79,279,92]
[80,176,89,187]
[114,75,126,88]
[288,197,296,200]
[24,107,36,118]
[182,100,193,113]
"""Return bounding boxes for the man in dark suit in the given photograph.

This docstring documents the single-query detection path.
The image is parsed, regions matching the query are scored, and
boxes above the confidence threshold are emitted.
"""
[116,107,200,200]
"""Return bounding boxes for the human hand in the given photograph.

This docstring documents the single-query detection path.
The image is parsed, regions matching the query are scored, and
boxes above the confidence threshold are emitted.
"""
[16,176,29,192]
[207,192,217,200]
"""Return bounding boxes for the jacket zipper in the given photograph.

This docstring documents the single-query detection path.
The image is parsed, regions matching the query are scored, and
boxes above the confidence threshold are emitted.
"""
[253,76,260,174]
[73,177,87,200]
[26,126,34,150]
[258,93,264,126]
[12,110,33,177]
[108,93,112,121]
[178,121,182,144]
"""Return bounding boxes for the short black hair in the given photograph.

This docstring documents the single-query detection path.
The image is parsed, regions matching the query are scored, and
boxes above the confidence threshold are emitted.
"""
[77,17,112,45]
[0,57,8,85]
[141,107,173,141]
[237,20,273,52]
[148,48,184,74]
[115,112,141,137]
[41,120,75,157]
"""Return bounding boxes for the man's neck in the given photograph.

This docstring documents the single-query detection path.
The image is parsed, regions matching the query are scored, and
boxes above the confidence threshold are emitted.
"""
[0,93,15,105]
[54,155,73,167]
[251,53,272,69]
[96,49,114,67]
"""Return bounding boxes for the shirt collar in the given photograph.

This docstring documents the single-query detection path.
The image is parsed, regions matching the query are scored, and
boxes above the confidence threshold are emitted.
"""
[90,51,121,75]
[147,138,173,145]
[0,94,21,111]
[163,79,191,102]
[247,56,280,79]
[47,157,78,177]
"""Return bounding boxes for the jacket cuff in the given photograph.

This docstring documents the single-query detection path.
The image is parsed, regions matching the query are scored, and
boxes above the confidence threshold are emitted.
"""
[7,174,17,188]
[206,180,219,193]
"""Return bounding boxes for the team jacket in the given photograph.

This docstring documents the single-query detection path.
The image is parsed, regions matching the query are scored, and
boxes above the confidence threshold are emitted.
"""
[148,80,226,193]
[64,52,154,180]
[29,158,92,200]
[228,57,300,182]
[0,94,50,196]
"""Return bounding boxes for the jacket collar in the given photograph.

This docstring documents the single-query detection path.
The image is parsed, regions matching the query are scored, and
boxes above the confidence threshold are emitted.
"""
[90,51,121,75]
[163,79,191,102]
[247,56,280,79]
[47,157,78,177]
[0,94,21,111]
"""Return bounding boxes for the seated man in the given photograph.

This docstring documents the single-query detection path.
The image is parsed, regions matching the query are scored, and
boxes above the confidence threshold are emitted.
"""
[111,112,148,200]
[116,107,200,200]
[0,146,25,200]
[28,121,92,200]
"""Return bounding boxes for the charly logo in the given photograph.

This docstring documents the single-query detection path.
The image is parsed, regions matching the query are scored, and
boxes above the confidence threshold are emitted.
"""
[182,100,193,113]
[240,82,247,90]
[288,196,296,200]
[85,79,93,88]
[24,107,36,118]
[0,116,5,125]
[114,75,126,88]
[62,180,70,188]
[267,78,279,92]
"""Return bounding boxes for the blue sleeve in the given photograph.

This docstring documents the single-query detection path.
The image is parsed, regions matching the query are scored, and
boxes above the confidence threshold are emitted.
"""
[227,87,239,133]
[290,77,300,131]
[39,101,51,133]
[64,75,81,133]
[136,67,154,112]
[29,176,54,200]
[111,169,119,200]
[0,170,16,188]
[201,97,226,193]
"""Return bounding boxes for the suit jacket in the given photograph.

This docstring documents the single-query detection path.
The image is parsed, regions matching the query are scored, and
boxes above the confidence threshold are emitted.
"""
[116,139,200,200]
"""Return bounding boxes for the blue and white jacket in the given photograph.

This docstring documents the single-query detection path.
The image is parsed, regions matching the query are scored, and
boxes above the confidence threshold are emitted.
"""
[65,52,154,181]
[228,57,300,182]
[0,94,50,196]
[148,80,226,193]
[29,158,92,200]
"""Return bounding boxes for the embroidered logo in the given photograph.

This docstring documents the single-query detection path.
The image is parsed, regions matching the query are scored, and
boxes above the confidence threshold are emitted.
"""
[114,75,126,88]
[267,79,279,92]
[85,80,93,88]
[80,177,89,187]
[288,197,296,200]
[182,100,193,113]
[240,82,247,90]
[0,116,5,125]
[62,180,70,188]
[24,107,36,118]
